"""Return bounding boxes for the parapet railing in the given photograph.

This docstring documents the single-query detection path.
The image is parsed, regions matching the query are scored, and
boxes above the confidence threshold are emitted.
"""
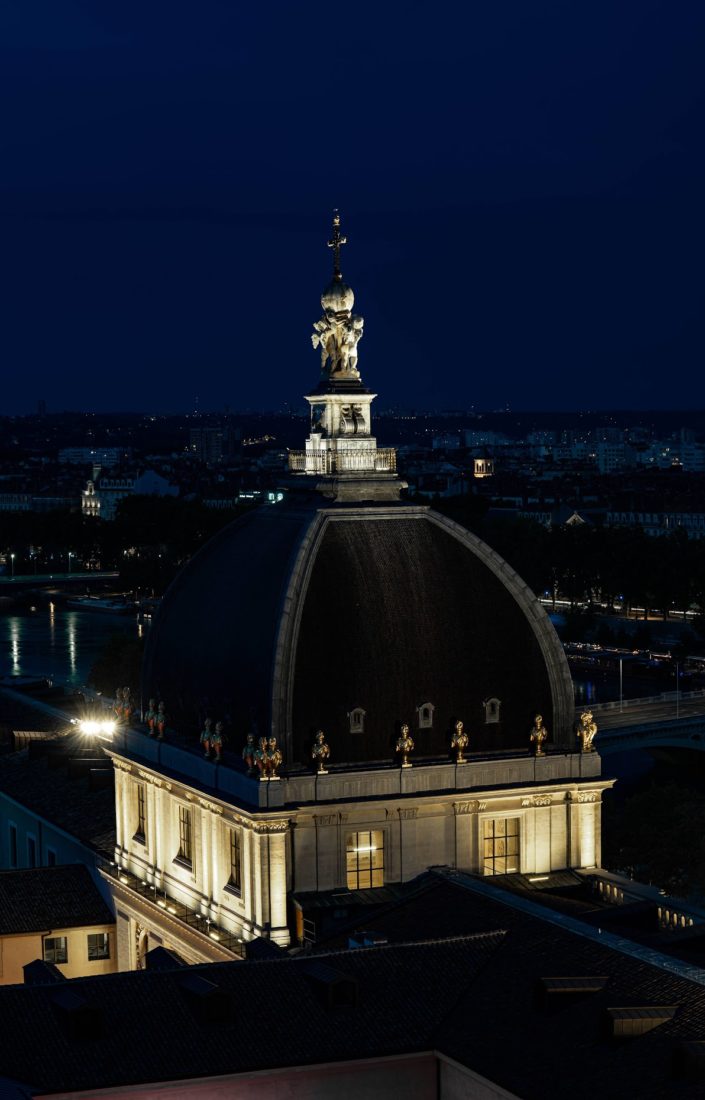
[288,448,397,474]
[98,857,246,958]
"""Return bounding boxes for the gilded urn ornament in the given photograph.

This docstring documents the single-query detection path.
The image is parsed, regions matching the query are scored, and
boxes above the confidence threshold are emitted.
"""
[311,730,331,774]
[396,723,415,768]
[529,714,548,756]
[451,719,469,763]
[577,710,597,753]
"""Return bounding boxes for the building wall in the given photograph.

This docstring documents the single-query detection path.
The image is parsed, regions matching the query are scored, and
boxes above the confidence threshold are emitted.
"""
[0,794,112,900]
[111,751,609,961]
[0,922,116,985]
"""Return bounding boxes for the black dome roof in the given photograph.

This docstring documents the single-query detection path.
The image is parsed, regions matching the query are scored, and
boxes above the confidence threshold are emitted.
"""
[143,500,574,765]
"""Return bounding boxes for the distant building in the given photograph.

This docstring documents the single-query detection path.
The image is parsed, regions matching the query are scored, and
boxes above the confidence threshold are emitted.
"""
[82,469,178,520]
[59,447,131,467]
[188,426,239,464]
[0,865,115,985]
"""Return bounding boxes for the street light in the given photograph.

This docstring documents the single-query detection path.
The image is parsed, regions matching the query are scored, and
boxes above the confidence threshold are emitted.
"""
[10,553,15,579]
[619,657,623,712]
[68,551,73,575]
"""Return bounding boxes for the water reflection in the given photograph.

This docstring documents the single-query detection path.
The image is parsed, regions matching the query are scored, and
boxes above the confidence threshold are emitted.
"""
[10,619,20,675]
[67,615,77,677]
[0,606,147,687]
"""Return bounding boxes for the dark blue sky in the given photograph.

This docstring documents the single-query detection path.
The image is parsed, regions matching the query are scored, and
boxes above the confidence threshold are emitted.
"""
[2,1,704,413]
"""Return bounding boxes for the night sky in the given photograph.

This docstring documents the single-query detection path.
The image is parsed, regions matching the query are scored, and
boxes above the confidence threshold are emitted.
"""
[2,1,705,414]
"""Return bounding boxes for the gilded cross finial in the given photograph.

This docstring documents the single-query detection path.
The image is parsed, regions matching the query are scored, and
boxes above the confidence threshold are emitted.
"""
[327,209,347,281]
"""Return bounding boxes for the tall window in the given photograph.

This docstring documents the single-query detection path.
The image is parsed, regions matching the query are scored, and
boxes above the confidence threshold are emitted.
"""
[228,828,242,894]
[178,806,193,864]
[44,936,68,964]
[9,824,17,868]
[346,830,384,890]
[135,783,146,841]
[483,818,520,875]
[87,932,110,960]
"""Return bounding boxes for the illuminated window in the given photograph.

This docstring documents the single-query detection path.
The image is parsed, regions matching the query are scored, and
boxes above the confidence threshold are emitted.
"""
[483,818,520,875]
[135,783,146,841]
[228,828,242,894]
[416,702,434,729]
[484,697,501,724]
[87,932,110,960]
[44,936,68,964]
[348,707,366,734]
[177,806,192,865]
[346,830,384,890]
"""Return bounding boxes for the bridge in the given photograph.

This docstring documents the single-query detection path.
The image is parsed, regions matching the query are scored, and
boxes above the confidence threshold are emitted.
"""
[586,690,705,755]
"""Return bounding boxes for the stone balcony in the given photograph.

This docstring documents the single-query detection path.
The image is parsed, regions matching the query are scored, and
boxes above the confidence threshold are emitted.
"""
[288,447,397,474]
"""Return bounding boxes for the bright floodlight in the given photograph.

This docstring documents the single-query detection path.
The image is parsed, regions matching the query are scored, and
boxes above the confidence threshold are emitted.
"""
[100,720,116,735]
[79,719,101,735]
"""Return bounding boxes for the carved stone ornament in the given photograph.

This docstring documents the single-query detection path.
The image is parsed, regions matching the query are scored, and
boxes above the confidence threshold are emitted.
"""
[454,800,479,815]
[532,795,553,807]
[198,797,223,814]
[574,790,599,803]
[253,820,289,834]
[314,814,338,827]
[398,808,418,820]
[114,759,132,773]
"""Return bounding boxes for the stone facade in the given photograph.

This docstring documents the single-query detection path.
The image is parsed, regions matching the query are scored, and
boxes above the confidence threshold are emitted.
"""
[107,738,610,967]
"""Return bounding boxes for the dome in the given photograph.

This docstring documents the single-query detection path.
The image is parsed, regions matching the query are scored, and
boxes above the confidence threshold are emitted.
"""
[143,498,574,766]
[321,279,354,314]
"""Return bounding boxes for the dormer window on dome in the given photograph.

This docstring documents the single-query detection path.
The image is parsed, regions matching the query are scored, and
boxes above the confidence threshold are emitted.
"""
[416,702,435,729]
[348,707,366,734]
[484,697,502,724]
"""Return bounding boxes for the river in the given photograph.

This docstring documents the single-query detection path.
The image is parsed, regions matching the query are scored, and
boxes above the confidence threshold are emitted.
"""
[0,605,148,688]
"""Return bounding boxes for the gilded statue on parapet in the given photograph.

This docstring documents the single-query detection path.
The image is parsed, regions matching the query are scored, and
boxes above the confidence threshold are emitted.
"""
[242,733,257,776]
[529,714,548,756]
[200,718,213,757]
[156,701,167,741]
[311,730,331,774]
[255,737,268,780]
[145,698,157,736]
[211,721,224,763]
[121,687,133,722]
[267,737,283,779]
[577,710,597,753]
[396,724,415,768]
[451,719,469,763]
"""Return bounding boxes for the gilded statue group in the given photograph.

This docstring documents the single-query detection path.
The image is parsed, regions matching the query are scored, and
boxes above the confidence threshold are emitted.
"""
[114,689,167,740]
[241,734,284,780]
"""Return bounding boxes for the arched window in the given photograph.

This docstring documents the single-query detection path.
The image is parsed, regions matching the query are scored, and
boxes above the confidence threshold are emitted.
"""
[348,707,366,734]
[416,702,435,729]
[484,697,501,724]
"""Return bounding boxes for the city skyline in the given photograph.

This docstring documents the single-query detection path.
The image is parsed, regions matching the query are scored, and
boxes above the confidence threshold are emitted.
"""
[2,3,705,413]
